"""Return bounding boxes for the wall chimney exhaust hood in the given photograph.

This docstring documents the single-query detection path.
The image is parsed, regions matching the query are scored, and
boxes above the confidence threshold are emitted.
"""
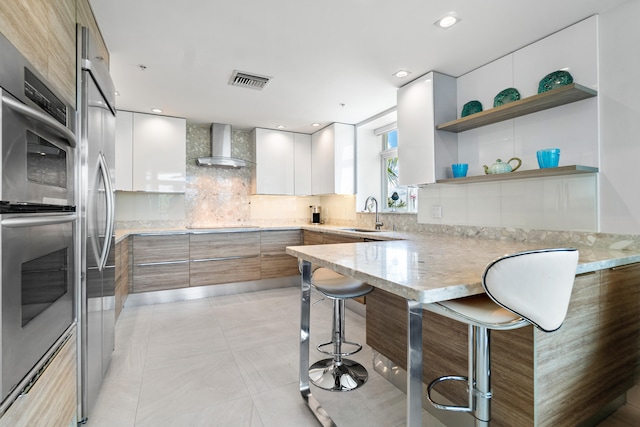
[196,123,248,168]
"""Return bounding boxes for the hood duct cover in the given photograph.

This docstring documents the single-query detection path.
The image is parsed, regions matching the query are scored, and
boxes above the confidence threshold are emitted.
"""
[196,123,247,168]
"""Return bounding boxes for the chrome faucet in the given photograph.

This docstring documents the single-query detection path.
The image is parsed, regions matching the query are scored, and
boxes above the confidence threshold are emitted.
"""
[364,196,383,230]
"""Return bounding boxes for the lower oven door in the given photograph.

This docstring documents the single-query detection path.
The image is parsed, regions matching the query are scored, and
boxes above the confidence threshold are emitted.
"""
[0,213,75,403]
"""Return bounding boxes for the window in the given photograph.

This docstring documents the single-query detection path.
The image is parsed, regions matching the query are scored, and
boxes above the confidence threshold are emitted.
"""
[380,129,417,212]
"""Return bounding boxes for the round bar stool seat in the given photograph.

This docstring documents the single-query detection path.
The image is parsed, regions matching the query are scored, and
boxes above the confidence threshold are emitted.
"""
[309,268,373,392]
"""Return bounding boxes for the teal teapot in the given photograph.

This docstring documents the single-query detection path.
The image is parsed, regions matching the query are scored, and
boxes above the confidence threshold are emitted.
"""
[483,157,522,174]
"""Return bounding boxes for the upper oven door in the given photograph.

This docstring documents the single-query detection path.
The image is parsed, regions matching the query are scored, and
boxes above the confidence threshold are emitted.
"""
[0,89,76,206]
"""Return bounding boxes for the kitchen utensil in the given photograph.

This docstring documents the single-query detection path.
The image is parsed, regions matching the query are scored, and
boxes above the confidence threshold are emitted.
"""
[536,148,560,168]
[483,158,522,174]
[452,163,469,178]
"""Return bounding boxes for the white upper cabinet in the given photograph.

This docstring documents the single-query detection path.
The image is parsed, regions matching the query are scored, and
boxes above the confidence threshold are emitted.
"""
[311,123,355,195]
[251,129,311,195]
[294,133,312,195]
[115,111,186,193]
[397,71,458,185]
[115,110,133,191]
[252,128,295,195]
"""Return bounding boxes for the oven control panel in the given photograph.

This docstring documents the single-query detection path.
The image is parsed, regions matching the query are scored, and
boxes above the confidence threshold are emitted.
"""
[24,68,67,126]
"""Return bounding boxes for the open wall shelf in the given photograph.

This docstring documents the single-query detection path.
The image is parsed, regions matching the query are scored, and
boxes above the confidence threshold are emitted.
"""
[435,165,598,184]
[436,83,597,133]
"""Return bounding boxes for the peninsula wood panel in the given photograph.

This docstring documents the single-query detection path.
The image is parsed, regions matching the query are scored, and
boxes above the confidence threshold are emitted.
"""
[368,266,640,427]
[132,262,189,293]
[132,234,189,264]
[0,330,76,427]
[366,289,534,427]
[190,257,261,287]
[190,231,260,260]
[261,230,301,278]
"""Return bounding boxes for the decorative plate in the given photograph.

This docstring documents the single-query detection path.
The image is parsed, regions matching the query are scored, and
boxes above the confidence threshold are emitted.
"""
[461,100,483,117]
[537,70,574,93]
[493,88,521,107]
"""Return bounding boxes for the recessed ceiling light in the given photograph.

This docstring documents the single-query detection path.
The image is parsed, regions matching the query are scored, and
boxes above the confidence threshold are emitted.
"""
[435,13,460,29]
[115,91,120,96]
[393,70,410,78]
[151,108,163,113]
[276,125,285,129]
[311,123,321,127]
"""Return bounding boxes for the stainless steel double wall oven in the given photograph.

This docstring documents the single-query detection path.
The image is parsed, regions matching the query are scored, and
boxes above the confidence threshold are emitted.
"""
[0,33,77,407]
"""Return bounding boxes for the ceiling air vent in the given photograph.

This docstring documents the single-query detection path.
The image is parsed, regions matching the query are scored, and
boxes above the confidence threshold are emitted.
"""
[229,70,271,90]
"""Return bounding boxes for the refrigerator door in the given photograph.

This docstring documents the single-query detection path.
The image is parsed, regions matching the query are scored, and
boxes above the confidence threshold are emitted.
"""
[79,25,116,422]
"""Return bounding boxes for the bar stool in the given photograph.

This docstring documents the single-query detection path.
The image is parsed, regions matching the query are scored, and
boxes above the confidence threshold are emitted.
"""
[424,248,579,426]
[308,267,374,392]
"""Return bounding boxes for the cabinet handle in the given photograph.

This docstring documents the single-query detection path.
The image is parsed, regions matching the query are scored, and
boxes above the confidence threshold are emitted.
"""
[610,262,640,271]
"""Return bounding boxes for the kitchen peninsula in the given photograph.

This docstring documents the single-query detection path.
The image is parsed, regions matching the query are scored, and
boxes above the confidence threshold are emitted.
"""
[286,235,640,427]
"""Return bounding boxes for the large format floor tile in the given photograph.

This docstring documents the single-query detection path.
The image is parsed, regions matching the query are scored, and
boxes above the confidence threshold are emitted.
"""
[87,286,637,427]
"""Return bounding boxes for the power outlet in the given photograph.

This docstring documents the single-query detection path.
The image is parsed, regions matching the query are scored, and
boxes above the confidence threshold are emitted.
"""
[430,205,442,219]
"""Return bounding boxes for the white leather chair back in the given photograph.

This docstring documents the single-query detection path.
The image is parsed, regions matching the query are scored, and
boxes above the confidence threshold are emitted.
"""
[482,249,579,332]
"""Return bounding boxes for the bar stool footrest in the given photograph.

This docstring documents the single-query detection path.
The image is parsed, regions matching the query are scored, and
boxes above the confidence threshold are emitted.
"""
[317,340,363,357]
[426,375,473,413]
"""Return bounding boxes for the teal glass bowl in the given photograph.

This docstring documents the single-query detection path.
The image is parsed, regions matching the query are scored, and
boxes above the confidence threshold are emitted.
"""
[538,70,573,93]
[493,88,521,107]
[461,100,483,117]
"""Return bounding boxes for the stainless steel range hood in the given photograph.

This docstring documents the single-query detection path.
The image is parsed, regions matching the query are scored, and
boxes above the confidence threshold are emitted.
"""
[196,123,247,168]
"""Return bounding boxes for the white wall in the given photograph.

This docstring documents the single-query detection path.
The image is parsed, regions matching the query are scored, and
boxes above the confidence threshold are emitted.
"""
[598,0,640,234]
[419,15,600,231]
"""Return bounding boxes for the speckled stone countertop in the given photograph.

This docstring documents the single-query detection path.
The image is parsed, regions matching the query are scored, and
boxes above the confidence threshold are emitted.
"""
[285,234,640,304]
[115,224,404,243]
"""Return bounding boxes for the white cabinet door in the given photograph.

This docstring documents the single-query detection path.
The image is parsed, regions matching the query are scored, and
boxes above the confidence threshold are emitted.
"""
[132,113,186,193]
[294,133,312,195]
[114,110,133,191]
[397,72,457,185]
[311,123,355,195]
[253,128,295,195]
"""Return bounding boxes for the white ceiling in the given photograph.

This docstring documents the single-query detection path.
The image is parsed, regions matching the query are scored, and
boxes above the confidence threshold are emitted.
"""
[89,0,627,134]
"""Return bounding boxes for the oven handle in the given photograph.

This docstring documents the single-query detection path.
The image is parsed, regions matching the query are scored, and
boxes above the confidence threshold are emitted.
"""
[1,214,76,228]
[97,152,115,271]
[1,93,76,148]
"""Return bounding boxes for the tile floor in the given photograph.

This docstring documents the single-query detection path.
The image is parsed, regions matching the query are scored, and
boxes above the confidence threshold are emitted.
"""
[87,286,639,427]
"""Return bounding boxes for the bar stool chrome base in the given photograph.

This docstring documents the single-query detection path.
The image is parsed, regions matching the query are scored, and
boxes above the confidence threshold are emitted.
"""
[309,358,368,391]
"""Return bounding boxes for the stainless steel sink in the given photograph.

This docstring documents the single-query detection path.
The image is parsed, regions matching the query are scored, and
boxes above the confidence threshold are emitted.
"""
[341,228,382,233]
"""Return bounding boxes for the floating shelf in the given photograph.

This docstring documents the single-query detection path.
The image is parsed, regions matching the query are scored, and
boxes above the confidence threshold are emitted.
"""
[436,165,598,184]
[436,83,597,133]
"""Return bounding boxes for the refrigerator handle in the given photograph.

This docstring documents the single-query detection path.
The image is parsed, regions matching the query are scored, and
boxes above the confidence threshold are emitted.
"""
[97,152,115,271]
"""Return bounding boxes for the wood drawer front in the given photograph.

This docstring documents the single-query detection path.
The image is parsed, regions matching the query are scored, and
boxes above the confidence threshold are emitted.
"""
[190,231,260,260]
[132,262,189,293]
[0,330,76,427]
[261,254,300,279]
[322,233,362,244]
[133,234,189,264]
[190,257,261,286]
[303,230,323,245]
[115,238,129,320]
[261,230,302,255]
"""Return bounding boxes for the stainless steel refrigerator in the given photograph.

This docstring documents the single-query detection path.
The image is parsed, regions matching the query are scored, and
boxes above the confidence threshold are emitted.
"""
[78,26,116,422]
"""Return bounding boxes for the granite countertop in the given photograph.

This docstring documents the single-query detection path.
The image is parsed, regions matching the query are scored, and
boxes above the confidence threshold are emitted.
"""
[115,224,405,243]
[285,234,640,304]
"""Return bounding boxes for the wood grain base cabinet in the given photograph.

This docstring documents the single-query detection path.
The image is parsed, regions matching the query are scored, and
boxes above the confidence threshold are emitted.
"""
[0,329,76,427]
[115,237,130,320]
[367,265,640,427]
[132,234,189,293]
[260,230,301,279]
